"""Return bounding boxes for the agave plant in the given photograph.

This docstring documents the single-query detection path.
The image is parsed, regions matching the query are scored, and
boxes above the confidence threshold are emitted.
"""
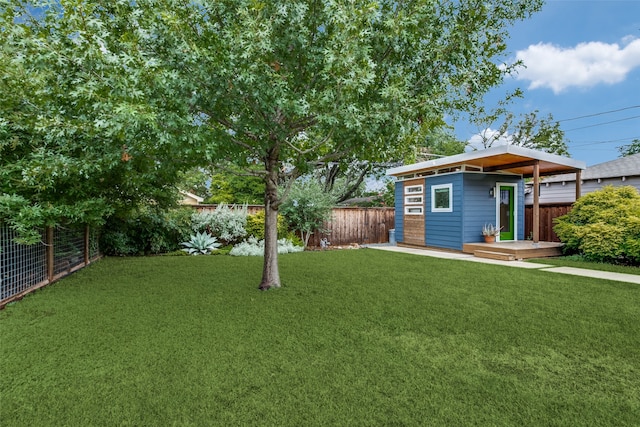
[181,231,221,255]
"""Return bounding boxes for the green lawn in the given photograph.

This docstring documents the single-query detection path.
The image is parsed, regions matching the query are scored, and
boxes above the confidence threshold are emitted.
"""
[1,250,639,426]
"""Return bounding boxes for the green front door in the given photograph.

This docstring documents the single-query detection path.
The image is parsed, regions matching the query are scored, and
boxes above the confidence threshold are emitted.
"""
[499,185,515,241]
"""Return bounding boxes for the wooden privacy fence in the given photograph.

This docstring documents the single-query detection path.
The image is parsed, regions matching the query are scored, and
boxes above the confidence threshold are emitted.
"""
[194,205,396,247]
[524,203,573,243]
[307,207,395,247]
[0,224,100,308]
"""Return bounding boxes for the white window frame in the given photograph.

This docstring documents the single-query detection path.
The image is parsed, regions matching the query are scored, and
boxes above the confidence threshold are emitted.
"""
[431,183,453,213]
[404,195,423,205]
[404,185,423,195]
[405,206,424,215]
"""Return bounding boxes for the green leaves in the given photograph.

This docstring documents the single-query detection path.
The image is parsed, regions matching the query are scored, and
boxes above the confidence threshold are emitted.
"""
[280,179,335,247]
[1,0,207,240]
[617,139,640,157]
[554,186,640,264]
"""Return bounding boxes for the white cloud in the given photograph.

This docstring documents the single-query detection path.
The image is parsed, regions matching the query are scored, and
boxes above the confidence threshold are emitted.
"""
[513,37,640,94]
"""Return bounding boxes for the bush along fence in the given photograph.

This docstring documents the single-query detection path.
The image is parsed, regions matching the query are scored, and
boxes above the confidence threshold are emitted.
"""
[194,205,396,247]
[0,224,100,308]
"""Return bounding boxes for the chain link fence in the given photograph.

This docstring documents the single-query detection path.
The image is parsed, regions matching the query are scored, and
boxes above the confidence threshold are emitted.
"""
[0,224,100,307]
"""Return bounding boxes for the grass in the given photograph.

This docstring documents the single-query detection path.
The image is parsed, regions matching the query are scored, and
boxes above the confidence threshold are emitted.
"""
[1,249,639,426]
[529,255,640,275]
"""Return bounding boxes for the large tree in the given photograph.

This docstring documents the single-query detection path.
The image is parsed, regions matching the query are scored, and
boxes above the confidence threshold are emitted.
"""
[472,110,569,155]
[418,126,469,160]
[0,1,206,242]
[618,139,640,157]
[1,0,543,289]
[316,125,468,204]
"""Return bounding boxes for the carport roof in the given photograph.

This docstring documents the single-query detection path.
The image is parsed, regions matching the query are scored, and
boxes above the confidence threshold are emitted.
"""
[386,145,585,179]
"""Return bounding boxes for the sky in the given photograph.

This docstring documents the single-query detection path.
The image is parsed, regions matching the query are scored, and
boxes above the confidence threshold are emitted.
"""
[455,0,640,167]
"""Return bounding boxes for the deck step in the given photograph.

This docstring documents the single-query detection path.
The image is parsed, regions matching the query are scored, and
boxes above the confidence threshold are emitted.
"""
[473,250,516,261]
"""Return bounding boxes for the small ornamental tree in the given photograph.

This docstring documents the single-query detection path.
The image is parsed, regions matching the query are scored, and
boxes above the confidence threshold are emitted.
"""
[554,186,640,264]
[280,180,335,248]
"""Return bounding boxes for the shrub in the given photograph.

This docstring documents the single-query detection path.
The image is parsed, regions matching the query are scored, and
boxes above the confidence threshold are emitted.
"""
[245,210,288,240]
[229,236,304,256]
[554,186,640,264]
[101,207,193,256]
[98,229,138,256]
[181,231,221,255]
[191,204,247,245]
[279,180,335,247]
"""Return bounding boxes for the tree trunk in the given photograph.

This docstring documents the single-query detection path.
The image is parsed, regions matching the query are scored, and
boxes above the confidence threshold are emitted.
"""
[302,230,312,248]
[259,198,281,290]
[259,148,282,291]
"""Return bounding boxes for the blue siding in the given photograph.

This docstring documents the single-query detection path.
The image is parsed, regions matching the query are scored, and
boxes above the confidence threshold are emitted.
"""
[394,181,404,243]
[462,174,524,243]
[425,174,464,250]
[396,172,525,250]
[517,184,525,240]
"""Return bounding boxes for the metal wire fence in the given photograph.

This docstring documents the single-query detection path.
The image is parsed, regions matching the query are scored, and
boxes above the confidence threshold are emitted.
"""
[0,226,46,302]
[0,223,100,307]
[53,226,86,277]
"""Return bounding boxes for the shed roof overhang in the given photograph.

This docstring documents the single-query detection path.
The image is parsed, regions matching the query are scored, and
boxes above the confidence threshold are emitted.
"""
[386,145,585,179]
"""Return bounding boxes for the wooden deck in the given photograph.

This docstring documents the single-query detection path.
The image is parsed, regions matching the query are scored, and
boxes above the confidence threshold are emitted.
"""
[462,241,564,260]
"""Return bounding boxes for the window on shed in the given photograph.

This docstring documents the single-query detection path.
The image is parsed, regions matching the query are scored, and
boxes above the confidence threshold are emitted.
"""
[405,185,423,195]
[405,206,423,215]
[405,195,423,205]
[431,183,453,213]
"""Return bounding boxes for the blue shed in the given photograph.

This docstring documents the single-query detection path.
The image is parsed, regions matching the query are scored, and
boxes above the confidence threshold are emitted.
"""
[387,145,585,252]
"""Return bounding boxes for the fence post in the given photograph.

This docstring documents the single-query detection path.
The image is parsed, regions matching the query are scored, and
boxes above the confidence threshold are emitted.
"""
[46,226,54,283]
[84,225,90,265]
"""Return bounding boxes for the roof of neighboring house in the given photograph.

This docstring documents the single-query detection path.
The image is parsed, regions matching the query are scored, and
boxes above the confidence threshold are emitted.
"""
[541,153,640,183]
[386,145,585,178]
[179,190,204,203]
[338,196,379,206]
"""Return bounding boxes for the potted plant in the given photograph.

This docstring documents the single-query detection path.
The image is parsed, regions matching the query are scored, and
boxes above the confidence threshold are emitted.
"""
[482,223,501,243]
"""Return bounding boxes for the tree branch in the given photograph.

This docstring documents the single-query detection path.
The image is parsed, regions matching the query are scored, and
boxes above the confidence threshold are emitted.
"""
[336,165,370,203]
[284,128,333,156]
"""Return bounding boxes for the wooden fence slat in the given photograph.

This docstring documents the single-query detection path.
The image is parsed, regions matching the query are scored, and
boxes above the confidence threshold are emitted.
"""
[306,207,394,247]
[524,203,572,242]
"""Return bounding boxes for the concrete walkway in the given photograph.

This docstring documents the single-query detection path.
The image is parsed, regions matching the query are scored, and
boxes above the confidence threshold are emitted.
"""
[368,245,640,284]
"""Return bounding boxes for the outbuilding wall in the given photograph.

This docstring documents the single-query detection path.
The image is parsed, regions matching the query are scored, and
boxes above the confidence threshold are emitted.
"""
[424,174,464,250]
[394,172,525,251]
[462,174,524,244]
[395,178,427,245]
